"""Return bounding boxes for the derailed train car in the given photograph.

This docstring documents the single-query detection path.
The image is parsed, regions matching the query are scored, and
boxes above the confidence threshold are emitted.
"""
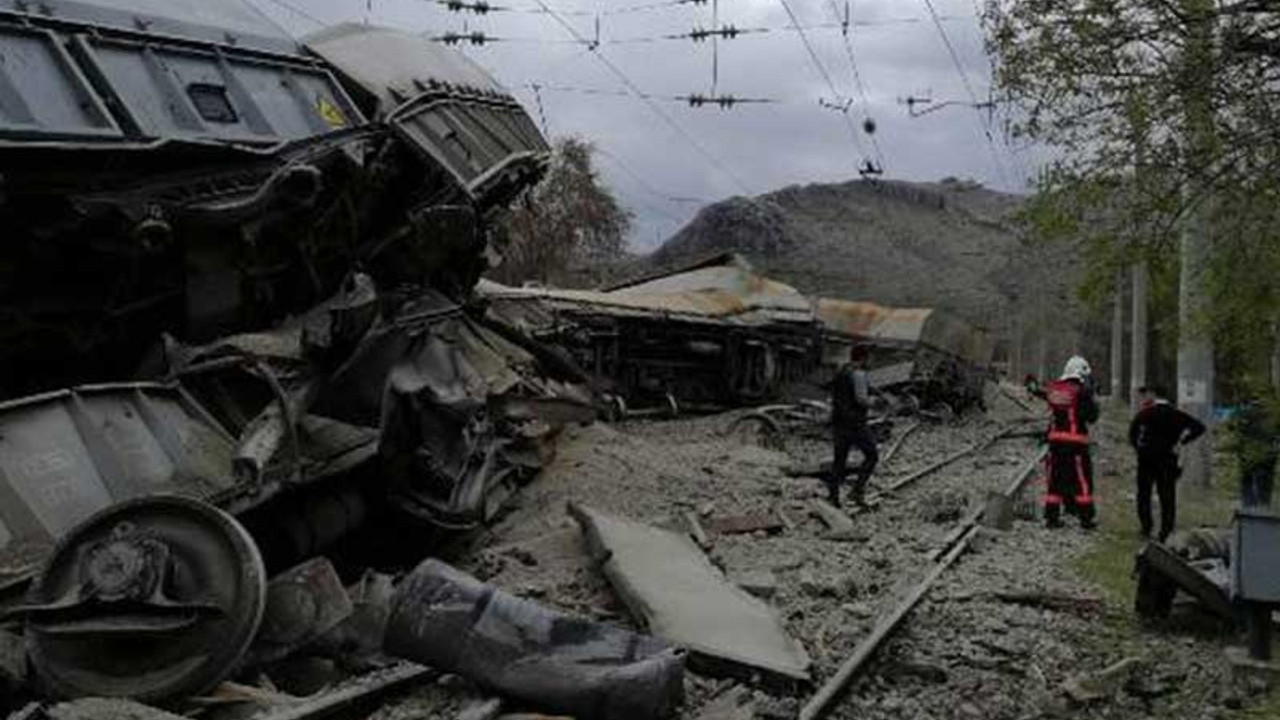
[0,0,595,703]
[479,254,825,411]
[816,298,993,412]
[479,253,992,414]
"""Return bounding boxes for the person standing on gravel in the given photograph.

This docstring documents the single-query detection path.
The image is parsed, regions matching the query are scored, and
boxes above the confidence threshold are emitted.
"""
[828,344,878,508]
[1037,356,1100,529]
[1129,385,1206,541]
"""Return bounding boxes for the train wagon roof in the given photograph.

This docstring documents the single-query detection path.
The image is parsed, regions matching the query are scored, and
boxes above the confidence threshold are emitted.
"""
[478,254,816,327]
[1,0,301,55]
[816,298,992,365]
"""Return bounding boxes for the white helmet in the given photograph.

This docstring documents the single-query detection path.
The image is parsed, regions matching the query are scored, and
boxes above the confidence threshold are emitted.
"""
[1061,355,1091,381]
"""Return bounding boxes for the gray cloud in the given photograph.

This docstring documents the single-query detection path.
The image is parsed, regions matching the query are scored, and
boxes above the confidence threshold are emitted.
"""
[250,0,1040,249]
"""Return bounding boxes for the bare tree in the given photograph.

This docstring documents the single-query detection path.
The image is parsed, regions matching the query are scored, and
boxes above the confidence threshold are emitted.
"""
[492,137,633,285]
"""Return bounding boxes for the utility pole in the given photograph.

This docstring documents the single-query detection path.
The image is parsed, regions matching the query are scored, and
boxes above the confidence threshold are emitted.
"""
[1110,270,1125,400]
[1177,0,1216,489]
[1130,260,1149,410]
[1272,325,1280,391]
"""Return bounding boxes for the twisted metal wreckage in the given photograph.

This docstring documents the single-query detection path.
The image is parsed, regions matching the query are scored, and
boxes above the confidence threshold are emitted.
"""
[0,0,995,708]
[0,0,597,702]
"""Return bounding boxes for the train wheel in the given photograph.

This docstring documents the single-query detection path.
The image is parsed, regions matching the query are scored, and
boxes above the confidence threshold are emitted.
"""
[728,412,783,450]
[23,496,267,703]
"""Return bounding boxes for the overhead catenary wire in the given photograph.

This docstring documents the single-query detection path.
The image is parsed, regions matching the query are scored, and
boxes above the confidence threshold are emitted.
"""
[775,0,871,164]
[603,0,706,16]
[530,0,753,194]
[826,0,885,167]
[252,0,331,28]
[603,15,967,45]
[918,0,1012,188]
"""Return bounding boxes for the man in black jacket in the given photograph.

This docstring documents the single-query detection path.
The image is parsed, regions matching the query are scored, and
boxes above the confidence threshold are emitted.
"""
[828,344,878,508]
[1129,385,1207,541]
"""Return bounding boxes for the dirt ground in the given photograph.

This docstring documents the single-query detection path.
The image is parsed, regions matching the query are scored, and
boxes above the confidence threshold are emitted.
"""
[366,386,1279,720]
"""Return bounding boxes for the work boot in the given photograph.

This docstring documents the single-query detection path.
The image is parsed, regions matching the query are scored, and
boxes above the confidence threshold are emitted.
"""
[1046,517,1063,529]
[850,481,870,510]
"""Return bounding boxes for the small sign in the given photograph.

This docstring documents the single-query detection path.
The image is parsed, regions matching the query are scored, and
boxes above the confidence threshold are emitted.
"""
[1179,378,1208,405]
[317,97,347,129]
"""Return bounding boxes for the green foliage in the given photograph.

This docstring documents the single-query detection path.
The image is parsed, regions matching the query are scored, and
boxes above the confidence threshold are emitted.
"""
[985,0,1280,388]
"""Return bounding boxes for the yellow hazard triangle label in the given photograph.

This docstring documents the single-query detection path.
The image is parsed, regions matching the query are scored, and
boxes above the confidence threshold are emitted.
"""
[317,97,348,129]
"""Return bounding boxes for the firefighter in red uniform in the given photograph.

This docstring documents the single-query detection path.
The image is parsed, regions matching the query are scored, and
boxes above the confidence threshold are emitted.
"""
[1030,356,1100,529]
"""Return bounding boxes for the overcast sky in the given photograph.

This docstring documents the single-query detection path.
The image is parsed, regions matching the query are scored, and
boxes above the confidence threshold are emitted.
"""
[249,0,1039,249]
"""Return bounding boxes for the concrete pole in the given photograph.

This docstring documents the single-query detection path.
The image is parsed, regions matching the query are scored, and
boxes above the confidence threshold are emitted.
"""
[1110,269,1125,400]
[1177,0,1217,489]
[1272,325,1280,391]
[1012,312,1024,380]
[1130,260,1149,410]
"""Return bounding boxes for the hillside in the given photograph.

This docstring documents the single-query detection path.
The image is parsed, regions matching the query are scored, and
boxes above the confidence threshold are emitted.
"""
[645,177,1036,329]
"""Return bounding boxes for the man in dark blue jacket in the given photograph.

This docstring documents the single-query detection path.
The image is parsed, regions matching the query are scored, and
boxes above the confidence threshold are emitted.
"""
[828,345,878,508]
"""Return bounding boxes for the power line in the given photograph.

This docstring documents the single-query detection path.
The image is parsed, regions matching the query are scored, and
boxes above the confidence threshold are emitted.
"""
[826,0,885,167]
[596,149,704,226]
[918,0,1012,188]
[252,0,331,28]
[530,0,753,194]
[775,0,871,164]
[603,0,705,16]
[603,16,967,45]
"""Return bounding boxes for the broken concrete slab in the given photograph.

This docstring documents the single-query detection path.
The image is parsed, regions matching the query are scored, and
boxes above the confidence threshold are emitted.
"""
[384,559,685,720]
[694,686,755,720]
[703,511,786,536]
[1061,657,1144,704]
[569,502,811,687]
[684,511,714,551]
[809,501,863,541]
[733,570,779,599]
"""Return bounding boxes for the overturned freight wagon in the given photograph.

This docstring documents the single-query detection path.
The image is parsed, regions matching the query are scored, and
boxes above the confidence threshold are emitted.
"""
[479,254,824,411]
[816,298,992,412]
[0,0,596,705]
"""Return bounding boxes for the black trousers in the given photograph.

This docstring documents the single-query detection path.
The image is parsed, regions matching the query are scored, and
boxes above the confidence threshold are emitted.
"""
[831,424,879,499]
[1044,445,1095,526]
[1242,458,1278,508]
[1136,453,1179,541]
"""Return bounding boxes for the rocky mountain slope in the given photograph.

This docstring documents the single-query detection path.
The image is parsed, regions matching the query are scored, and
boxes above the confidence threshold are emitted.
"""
[645,177,1037,330]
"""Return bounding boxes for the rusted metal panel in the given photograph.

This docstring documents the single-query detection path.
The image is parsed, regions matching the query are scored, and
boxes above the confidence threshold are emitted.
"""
[480,255,817,328]
[816,298,992,366]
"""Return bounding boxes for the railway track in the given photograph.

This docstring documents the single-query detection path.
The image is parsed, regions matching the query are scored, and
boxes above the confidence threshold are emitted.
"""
[800,446,1048,720]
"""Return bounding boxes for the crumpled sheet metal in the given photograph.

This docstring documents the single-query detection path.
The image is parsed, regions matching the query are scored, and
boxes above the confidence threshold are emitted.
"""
[315,293,596,528]
[384,559,685,720]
